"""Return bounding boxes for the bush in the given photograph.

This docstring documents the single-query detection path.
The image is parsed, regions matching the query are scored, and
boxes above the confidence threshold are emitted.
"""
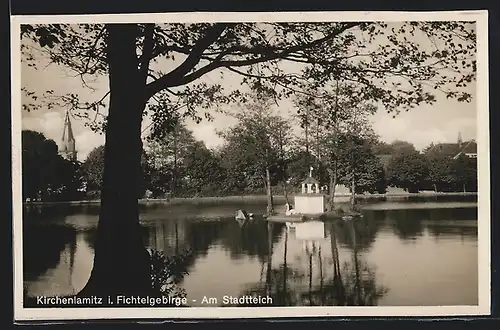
[148,249,192,299]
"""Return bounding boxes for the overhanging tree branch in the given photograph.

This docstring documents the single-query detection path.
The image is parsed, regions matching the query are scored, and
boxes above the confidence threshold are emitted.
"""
[146,24,229,96]
[145,22,361,97]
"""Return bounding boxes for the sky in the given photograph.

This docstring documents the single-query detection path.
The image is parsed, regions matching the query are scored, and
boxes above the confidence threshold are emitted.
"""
[20,23,478,162]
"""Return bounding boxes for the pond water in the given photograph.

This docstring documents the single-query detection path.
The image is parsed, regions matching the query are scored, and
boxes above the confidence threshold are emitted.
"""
[22,195,479,307]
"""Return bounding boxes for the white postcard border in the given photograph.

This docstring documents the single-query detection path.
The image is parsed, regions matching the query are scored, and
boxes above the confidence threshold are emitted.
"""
[11,10,491,321]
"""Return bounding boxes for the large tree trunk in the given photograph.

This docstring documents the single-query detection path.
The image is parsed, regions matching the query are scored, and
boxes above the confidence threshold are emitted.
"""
[327,161,338,211]
[278,135,290,205]
[172,125,179,197]
[282,180,289,204]
[266,167,274,214]
[79,24,153,300]
[350,169,356,211]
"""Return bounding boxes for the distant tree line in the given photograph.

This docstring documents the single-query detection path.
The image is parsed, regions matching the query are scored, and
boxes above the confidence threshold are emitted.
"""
[376,140,477,193]
[22,109,477,204]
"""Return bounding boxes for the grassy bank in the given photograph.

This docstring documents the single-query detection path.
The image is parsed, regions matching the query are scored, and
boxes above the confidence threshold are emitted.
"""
[23,191,477,207]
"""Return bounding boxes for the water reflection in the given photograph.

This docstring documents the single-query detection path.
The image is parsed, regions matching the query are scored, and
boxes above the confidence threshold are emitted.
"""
[23,223,77,282]
[23,222,95,296]
[22,199,479,306]
[239,220,388,306]
[146,216,282,264]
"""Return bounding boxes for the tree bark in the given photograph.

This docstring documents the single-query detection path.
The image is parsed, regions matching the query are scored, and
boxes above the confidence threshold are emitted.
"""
[79,24,153,299]
[172,124,179,197]
[350,169,356,211]
[278,130,290,205]
[327,161,338,211]
[266,167,274,214]
[282,179,289,204]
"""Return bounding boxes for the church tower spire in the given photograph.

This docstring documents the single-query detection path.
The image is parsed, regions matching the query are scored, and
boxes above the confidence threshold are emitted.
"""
[457,132,463,148]
[60,110,77,161]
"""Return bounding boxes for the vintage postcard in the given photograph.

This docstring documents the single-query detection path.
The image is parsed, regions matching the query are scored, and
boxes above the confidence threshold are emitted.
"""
[11,10,490,321]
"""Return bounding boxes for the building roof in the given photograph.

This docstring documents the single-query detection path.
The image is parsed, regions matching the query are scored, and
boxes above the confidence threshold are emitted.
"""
[61,111,76,152]
[460,140,477,154]
[433,143,461,156]
[453,140,477,159]
[301,176,319,184]
[424,138,477,160]
[60,111,77,161]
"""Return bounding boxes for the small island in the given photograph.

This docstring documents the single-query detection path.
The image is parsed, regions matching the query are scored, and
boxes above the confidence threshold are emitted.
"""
[266,166,361,224]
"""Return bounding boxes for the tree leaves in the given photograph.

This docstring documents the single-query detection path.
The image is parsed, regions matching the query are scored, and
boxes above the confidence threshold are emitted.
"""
[217,95,292,190]
[22,130,84,201]
[387,147,429,192]
[21,21,476,131]
[82,145,105,191]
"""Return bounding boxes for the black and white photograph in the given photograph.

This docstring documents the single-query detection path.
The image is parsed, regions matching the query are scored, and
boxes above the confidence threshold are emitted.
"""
[12,11,490,320]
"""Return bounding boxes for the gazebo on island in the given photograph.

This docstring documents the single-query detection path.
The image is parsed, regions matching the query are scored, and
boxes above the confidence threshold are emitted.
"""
[264,166,361,223]
[265,166,328,223]
[293,166,327,215]
[301,176,320,194]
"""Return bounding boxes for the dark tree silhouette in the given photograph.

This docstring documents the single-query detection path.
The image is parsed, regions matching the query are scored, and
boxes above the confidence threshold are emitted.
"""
[22,130,84,202]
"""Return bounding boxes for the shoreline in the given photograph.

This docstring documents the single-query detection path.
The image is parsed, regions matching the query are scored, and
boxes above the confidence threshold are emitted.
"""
[22,191,478,207]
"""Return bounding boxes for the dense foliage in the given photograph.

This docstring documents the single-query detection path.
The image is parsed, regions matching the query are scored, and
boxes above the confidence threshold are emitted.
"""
[22,130,84,202]
[22,126,477,202]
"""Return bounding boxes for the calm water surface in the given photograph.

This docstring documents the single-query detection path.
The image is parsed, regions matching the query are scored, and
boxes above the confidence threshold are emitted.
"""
[22,196,478,307]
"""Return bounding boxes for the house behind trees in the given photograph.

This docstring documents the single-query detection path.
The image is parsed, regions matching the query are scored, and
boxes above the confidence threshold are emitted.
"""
[429,132,477,159]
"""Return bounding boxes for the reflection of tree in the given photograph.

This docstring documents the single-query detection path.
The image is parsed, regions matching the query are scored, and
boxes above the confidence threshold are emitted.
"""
[144,218,222,283]
[220,219,282,263]
[434,195,477,204]
[23,223,77,281]
[237,223,307,306]
[362,209,388,223]
[426,223,478,239]
[340,221,387,305]
[143,215,285,283]
[81,228,97,249]
[300,222,387,306]
[238,220,387,306]
[389,207,477,241]
[143,215,285,295]
[183,219,225,257]
[366,206,477,242]
[388,209,425,240]
[23,204,68,225]
[332,216,380,251]
[427,207,477,221]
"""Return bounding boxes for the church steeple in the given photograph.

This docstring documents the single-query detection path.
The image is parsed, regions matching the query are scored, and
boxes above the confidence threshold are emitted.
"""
[60,110,77,161]
[457,132,463,148]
